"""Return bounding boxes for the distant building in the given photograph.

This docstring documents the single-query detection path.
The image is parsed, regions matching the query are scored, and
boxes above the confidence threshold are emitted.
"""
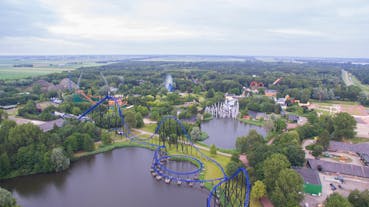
[276,98,287,109]
[293,167,322,195]
[264,89,277,98]
[250,81,264,89]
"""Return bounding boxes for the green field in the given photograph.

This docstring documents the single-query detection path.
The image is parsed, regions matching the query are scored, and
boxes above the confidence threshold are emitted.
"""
[0,67,72,80]
[342,69,369,95]
[351,75,369,95]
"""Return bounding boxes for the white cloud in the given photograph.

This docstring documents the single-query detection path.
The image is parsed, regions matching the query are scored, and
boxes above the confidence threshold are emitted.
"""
[39,0,215,41]
[0,0,368,57]
[267,28,327,37]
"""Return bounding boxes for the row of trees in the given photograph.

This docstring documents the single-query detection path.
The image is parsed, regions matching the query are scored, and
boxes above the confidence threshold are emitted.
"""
[0,118,110,179]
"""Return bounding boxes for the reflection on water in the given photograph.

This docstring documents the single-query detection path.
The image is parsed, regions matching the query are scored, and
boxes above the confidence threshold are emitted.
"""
[202,118,267,149]
[1,148,208,207]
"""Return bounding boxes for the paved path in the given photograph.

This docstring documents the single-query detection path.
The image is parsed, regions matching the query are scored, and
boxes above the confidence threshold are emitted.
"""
[8,115,45,126]
[131,128,232,157]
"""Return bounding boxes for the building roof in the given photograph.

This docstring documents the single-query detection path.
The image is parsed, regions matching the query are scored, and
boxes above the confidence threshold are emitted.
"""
[288,114,299,121]
[307,158,369,178]
[293,167,321,185]
[38,118,65,132]
[329,141,369,154]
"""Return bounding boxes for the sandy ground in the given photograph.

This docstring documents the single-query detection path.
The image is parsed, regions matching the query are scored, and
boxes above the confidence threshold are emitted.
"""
[354,115,369,138]
[143,118,157,124]
[8,115,45,125]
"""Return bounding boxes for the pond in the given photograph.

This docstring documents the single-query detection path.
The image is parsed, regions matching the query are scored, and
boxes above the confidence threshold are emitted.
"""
[201,118,267,149]
[0,148,209,207]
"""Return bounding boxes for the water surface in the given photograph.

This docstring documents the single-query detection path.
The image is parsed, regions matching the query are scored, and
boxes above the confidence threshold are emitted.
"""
[202,118,267,149]
[1,148,208,207]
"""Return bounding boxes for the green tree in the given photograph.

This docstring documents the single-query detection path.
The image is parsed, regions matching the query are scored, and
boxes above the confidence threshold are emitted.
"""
[71,107,81,115]
[0,187,18,207]
[276,131,300,146]
[226,160,242,176]
[0,109,8,123]
[207,88,215,98]
[274,118,286,133]
[332,112,356,140]
[135,112,144,128]
[135,105,149,116]
[317,130,330,150]
[82,136,94,151]
[50,147,70,172]
[101,131,113,145]
[312,144,324,157]
[210,144,217,155]
[125,111,137,129]
[236,130,264,153]
[348,189,369,207]
[190,127,201,141]
[263,153,291,192]
[319,115,334,134]
[271,169,304,207]
[325,193,353,207]
[282,144,305,167]
[150,111,160,121]
[251,180,266,201]
[0,153,11,176]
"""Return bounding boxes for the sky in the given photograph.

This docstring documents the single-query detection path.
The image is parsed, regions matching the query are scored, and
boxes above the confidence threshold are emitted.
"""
[0,0,369,58]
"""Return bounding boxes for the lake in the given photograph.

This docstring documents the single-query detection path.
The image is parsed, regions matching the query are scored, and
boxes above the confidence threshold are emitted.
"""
[201,118,267,149]
[0,148,208,207]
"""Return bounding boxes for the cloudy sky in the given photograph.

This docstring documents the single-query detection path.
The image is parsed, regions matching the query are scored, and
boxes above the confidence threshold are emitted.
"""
[1,0,369,57]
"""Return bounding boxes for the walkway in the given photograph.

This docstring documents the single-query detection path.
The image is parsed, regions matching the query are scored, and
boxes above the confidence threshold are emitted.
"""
[131,128,232,157]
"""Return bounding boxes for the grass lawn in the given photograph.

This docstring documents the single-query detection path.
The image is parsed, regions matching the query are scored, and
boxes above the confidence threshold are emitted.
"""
[0,67,73,80]
[140,123,157,133]
[164,143,230,180]
[239,118,264,126]
[351,75,369,95]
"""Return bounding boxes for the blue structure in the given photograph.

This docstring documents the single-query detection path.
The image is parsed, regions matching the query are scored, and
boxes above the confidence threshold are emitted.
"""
[78,95,126,135]
[78,102,251,207]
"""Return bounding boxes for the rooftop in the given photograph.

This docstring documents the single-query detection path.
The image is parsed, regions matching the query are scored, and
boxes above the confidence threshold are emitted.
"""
[329,141,369,154]
[293,167,321,185]
[307,158,369,178]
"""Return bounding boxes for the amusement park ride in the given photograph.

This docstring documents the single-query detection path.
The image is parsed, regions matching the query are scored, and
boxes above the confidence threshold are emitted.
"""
[73,72,251,207]
[73,72,128,107]
[77,111,251,206]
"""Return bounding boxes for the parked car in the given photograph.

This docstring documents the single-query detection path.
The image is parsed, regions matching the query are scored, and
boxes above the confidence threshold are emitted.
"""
[334,176,344,183]
[330,183,337,191]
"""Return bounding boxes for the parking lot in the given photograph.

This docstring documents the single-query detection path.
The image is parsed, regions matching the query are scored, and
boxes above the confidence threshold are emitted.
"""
[303,172,369,207]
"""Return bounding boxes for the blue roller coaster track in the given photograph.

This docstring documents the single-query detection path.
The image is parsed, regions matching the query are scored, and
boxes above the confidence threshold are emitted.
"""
[79,100,251,207]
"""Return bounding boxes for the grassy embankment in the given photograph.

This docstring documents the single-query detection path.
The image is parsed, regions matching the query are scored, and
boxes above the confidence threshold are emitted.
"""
[239,118,264,126]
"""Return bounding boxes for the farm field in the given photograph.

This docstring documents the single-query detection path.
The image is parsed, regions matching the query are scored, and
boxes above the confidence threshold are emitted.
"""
[0,67,72,79]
